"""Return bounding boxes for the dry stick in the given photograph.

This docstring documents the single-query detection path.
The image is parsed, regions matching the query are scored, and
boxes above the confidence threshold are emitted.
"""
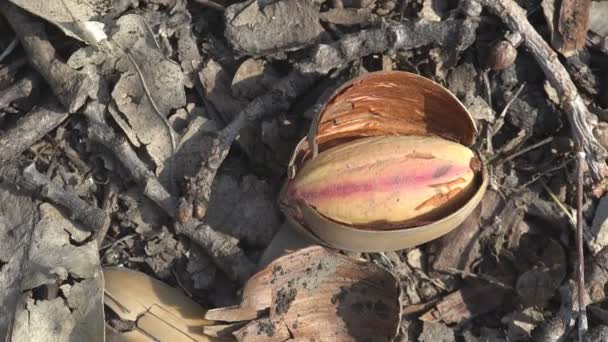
[540,179,601,255]
[0,71,41,112]
[187,18,479,218]
[476,1,605,339]
[576,151,588,338]
[494,136,553,165]
[175,220,255,285]
[187,70,318,218]
[86,119,177,217]
[192,0,226,11]
[490,83,526,136]
[0,2,92,113]
[0,97,67,162]
[0,161,109,232]
[0,37,18,63]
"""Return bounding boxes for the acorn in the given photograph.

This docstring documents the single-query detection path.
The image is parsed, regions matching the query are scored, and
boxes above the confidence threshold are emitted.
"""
[279,71,488,252]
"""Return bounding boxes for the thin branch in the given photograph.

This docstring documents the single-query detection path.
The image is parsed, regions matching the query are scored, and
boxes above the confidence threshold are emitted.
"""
[0,37,18,64]
[86,119,177,217]
[0,97,67,162]
[0,161,109,232]
[192,0,226,11]
[490,83,526,135]
[175,220,256,284]
[576,151,588,338]
[494,136,553,165]
[0,72,41,113]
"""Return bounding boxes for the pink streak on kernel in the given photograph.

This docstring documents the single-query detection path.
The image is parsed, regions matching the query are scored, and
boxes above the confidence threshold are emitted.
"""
[290,160,471,203]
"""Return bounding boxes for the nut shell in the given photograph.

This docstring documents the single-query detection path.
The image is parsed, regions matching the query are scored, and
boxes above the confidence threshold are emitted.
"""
[282,71,487,252]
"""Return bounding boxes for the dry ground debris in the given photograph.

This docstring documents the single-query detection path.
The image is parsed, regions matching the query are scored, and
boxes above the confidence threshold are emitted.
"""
[3,0,608,341]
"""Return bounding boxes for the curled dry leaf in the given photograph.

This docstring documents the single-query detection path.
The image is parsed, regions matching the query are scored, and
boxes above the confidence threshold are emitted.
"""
[280,71,488,252]
[205,246,401,342]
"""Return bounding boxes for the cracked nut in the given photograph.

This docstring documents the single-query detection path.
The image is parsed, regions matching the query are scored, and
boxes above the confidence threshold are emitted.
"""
[280,71,488,252]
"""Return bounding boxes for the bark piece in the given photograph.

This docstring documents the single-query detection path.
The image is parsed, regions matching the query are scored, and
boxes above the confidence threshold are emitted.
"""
[320,8,376,27]
[234,317,291,342]
[420,282,508,324]
[542,0,591,56]
[591,194,608,248]
[7,0,113,45]
[224,0,325,55]
[231,58,280,100]
[429,204,482,273]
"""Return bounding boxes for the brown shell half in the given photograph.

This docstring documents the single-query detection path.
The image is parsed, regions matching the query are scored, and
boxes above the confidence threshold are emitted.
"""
[292,71,477,168]
[281,71,486,252]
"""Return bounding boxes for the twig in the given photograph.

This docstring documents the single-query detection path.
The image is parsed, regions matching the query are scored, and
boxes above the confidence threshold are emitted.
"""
[0,37,18,64]
[0,58,26,85]
[576,151,588,338]
[192,0,226,11]
[493,136,553,165]
[519,159,572,189]
[540,179,601,255]
[95,181,118,246]
[0,2,92,113]
[186,18,480,219]
[476,0,608,192]
[175,220,256,284]
[490,83,526,135]
[86,119,177,217]
[443,267,513,290]
[0,161,109,232]
[186,70,316,218]
[0,97,68,162]
[0,72,41,113]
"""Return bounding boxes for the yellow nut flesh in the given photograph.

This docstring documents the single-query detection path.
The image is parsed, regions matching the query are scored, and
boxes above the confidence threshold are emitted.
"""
[285,135,477,226]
